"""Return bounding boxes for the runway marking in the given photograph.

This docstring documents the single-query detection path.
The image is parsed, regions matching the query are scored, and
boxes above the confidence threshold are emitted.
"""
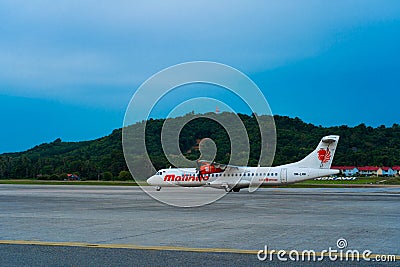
[0,240,399,260]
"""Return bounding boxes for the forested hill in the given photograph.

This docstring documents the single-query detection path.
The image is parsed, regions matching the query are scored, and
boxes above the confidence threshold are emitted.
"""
[1,113,399,180]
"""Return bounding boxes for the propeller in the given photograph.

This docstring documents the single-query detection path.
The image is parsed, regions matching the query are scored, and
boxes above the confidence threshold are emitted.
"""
[196,160,204,182]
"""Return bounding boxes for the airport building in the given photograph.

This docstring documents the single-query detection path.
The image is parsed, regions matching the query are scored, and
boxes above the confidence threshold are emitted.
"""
[332,166,399,177]
[377,167,396,176]
[357,166,378,176]
[392,166,400,176]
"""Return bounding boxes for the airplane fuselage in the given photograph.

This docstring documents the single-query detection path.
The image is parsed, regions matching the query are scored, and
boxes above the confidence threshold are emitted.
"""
[147,135,340,192]
[147,166,339,190]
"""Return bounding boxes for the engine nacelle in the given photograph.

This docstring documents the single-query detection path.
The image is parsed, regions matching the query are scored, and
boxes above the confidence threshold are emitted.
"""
[200,164,223,174]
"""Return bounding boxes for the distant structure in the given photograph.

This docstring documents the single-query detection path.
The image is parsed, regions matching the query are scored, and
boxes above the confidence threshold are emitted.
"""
[377,167,395,176]
[393,166,400,176]
[332,166,399,177]
[357,166,379,176]
[67,173,80,180]
[215,106,220,114]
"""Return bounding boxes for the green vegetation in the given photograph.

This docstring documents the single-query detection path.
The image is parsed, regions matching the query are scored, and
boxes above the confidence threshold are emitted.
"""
[1,113,399,180]
[0,179,140,186]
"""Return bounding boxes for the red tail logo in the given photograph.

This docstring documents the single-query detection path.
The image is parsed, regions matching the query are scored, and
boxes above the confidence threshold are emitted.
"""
[318,148,331,163]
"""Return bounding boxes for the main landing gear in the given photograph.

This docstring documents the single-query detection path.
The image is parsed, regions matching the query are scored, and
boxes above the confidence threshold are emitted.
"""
[223,185,241,192]
[156,186,161,191]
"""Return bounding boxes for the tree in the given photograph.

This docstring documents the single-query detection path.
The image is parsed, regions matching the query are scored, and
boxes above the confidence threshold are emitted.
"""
[59,173,68,180]
[1,113,400,180]
[102,171,113,181]
[118,171,132,181]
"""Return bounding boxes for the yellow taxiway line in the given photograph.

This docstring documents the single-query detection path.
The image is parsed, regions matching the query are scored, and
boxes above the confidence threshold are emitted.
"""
[0,240,256,254]
[0,240,399,261]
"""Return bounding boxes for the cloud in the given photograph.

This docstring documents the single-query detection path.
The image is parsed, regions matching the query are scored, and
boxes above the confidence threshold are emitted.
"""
[0,0,399,152]
[0,0,399,109]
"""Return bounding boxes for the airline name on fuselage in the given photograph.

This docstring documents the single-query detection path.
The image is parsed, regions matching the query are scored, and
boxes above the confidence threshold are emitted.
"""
[164,174,209,182]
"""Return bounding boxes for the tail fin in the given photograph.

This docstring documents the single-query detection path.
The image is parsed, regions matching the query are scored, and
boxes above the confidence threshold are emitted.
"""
[283,135,340,169]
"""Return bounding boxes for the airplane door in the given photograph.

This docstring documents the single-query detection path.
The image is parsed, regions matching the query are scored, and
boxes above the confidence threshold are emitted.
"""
[281,168,287,183]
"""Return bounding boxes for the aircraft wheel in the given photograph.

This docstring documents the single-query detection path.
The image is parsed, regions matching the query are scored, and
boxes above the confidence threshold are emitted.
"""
[232,188,240,192]
[156,186,161,191]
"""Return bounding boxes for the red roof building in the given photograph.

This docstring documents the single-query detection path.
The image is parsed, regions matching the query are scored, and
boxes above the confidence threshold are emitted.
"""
[393,166,400,176]
[358,166,379,176]
[331,166,357,170]
[377,167,395,176]
[358,166,379,171]
[331,166,398,176]
[67,173,80,180]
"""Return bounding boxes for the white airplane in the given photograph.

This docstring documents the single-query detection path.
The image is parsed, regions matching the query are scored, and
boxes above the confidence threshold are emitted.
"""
[147,135,340,192]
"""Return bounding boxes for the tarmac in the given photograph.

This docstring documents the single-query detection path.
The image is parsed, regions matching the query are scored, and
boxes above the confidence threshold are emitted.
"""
[0,184,399,266]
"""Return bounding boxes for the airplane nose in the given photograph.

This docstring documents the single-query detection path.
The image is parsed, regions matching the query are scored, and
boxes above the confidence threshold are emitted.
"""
[147,176,155,185]
[147,175,162,185]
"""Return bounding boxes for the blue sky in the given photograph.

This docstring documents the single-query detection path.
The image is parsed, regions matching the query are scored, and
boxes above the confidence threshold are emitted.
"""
[0,1,399,153]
